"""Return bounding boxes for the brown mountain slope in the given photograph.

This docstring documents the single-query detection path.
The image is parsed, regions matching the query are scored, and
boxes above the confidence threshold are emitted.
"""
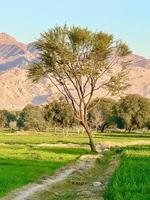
[0,68,54,110]
[0,33,37,71]
[1,64,150,111]
[0,33,150,110]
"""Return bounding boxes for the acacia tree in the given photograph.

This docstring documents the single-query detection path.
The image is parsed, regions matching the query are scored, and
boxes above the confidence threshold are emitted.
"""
[28,25,131,151]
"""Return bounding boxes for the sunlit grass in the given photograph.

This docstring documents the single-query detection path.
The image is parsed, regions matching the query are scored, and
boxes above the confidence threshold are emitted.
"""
[0,129,150,198]
[104,146,150,200]
[0,145,90,198]
[0,131,150,146]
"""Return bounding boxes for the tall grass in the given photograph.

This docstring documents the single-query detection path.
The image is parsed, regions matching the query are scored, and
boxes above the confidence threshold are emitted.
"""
[104,146,150,200]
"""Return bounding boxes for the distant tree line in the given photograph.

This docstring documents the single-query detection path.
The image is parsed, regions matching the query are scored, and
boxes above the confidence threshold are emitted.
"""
[1,94,150,132]
[0,97,78,131]
[88,94,150,132]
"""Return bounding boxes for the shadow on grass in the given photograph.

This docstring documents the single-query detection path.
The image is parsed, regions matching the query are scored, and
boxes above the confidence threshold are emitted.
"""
[32,146,91,155]
[115,145,150,154]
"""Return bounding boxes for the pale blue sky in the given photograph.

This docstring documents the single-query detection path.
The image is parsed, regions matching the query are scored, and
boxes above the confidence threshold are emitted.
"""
[1,0,150,57]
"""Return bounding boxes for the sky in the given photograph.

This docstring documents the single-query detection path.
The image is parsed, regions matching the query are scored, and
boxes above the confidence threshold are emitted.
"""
[0,0,150,58]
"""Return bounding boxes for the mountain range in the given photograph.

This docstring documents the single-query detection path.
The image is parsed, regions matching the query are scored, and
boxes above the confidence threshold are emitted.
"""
[0,32,38,71]
[0,32,150,110]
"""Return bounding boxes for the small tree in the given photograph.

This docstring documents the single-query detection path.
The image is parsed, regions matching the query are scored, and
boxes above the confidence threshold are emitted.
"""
[44,98,77,128]
[7,113,17,123]
[0,110,8,128]
[114,94,150,131]
[17,112,25,130]
[0,110,17,128]
[28,25,131,151]
[18,105,47,131]
[88,98,116,132]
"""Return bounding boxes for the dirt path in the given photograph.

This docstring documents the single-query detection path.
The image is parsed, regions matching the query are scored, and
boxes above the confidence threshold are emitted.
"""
[97,140,150,149]
[1,141,146,200]
[29,151,120,200]
[2,154,100,200]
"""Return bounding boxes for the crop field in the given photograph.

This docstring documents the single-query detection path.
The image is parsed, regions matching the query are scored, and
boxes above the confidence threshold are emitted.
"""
[0,144,90,198]
[104,145,150,200]
[0,129,150,199]
[1,130,150,146]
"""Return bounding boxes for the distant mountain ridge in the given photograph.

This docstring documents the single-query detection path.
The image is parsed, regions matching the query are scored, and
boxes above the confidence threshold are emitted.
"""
[0,33,38,71]
[0,32,150,71]
[0,33,54,110]
[1,33,150,110]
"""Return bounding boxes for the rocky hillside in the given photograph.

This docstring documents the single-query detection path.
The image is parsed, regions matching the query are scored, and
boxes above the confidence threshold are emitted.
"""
[0,33,150,110]
[0,33,38,71]
[0,68,54,110]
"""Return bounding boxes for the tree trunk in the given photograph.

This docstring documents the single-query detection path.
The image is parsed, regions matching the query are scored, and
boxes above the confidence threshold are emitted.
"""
[101,123,108,133]
[81,121,97,152]
[127,127,132,132]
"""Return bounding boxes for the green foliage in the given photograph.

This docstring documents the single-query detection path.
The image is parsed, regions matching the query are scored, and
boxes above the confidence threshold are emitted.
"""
[17,112,25,129]
[145,120,150,130]
[6,112,17,123]
[18,104,47,131]
[28,25,130,91]
[44,98,78,128]
[0,110,17,128]
[104,146,150,200]
[0,145,89,197]
[0,110,8,128]
[88,98,116,130]
[28,24,131,151]
[114,94,150,130]
[0,130,150,146]
[1,93,150,132]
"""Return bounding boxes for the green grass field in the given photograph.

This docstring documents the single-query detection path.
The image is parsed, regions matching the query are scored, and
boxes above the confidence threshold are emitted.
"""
[0,144,90,198]
[0,130,150,146]
[1,129,150,199]
[27,145,150,200]
[104,146,150,200]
